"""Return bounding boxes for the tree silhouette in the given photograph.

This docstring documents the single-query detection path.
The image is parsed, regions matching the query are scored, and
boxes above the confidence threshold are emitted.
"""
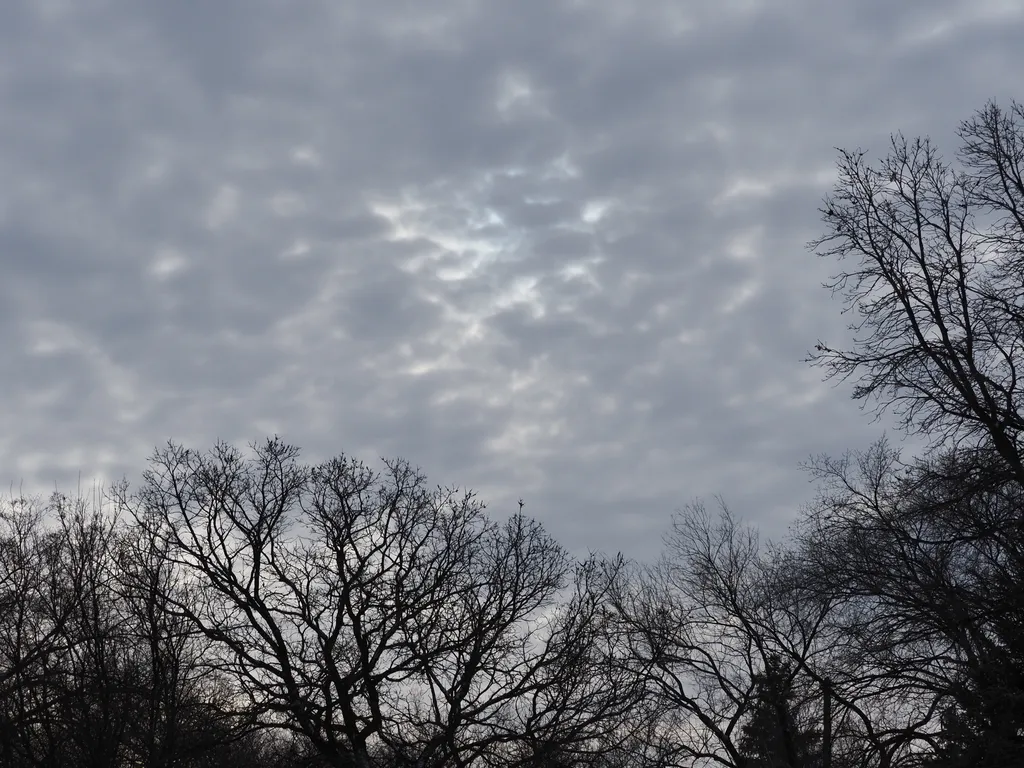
[737,655,821,768]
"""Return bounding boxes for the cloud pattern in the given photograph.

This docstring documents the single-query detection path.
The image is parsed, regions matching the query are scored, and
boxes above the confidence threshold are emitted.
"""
[2,0,1022,556]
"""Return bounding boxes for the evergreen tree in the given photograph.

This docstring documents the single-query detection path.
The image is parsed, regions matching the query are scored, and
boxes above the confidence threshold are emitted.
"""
[737,656,822,768]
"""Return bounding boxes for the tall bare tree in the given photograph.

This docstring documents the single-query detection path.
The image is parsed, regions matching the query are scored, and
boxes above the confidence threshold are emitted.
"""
[607,503,833,768]
[121,438,634,767]
[805,100,1024,766]
[811,101,1024,482]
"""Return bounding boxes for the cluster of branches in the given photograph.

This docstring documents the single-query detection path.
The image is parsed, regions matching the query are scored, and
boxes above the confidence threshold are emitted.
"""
[1,445,644,768]
[0,488,297,767]
[4,443,832,768]
[789,99,1024,768]
[4,101,1024,768]
[591,99,1024,768]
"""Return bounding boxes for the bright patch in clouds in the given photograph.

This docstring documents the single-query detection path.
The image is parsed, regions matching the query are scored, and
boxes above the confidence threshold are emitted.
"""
[150,248,188,279]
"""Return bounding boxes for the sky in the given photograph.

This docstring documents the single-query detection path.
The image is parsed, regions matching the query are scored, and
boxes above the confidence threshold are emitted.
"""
[2,0,1022,560]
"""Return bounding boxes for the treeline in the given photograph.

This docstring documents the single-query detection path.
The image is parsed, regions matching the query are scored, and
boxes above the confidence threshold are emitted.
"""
[2,101,1024,767]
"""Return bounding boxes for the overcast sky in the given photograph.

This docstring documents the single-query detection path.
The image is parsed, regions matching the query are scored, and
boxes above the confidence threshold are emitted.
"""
[2,0,1022,559]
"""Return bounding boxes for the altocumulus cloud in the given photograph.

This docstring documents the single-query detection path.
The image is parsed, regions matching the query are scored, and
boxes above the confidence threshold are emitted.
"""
[1,0,1022,557]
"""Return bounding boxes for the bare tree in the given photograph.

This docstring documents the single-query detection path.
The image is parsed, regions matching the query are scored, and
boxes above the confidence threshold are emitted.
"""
[805,100,1024,766]
[121,438,632,767]
[113,496,250,768]
[608,503,832,768]
[0,491,132,767]
[499,556,650,768]
[0,494,72,766]
[792,440,1024,767]
[810,101,1024,481]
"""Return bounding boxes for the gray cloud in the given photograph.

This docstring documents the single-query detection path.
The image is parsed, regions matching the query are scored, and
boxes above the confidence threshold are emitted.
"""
[1,0,1021,558]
